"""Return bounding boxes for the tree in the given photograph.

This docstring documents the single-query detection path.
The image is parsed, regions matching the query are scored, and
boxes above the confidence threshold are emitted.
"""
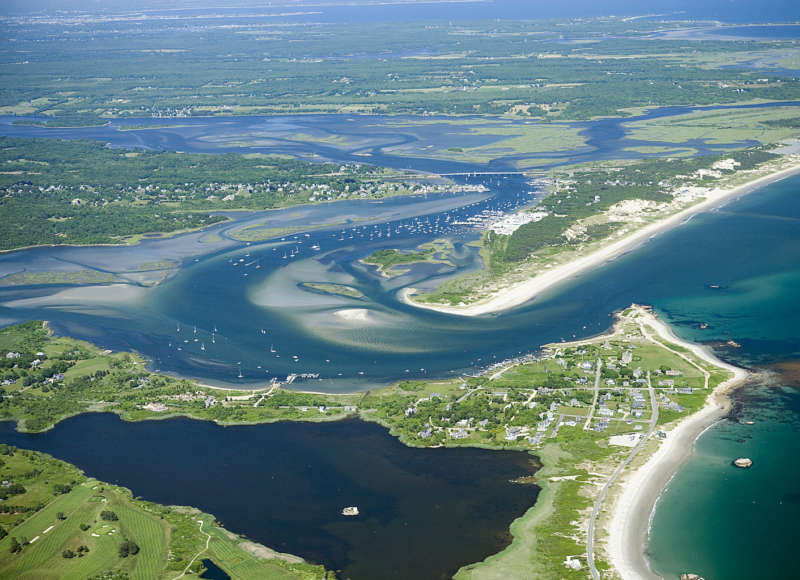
[100,510,118,521]
[62,549,76,558]
[118,540,139,558]
[9,537,21,553]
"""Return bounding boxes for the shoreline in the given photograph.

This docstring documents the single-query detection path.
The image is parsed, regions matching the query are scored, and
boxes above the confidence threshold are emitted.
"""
[605,309,750,580]
[401,161,800,316]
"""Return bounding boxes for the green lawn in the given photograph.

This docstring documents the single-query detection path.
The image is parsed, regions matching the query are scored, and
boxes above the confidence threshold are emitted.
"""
[0,448,329,579]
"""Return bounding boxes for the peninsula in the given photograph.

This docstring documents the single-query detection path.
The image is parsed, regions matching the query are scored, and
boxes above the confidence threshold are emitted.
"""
[0,305,746,578]
[403,154,800,316]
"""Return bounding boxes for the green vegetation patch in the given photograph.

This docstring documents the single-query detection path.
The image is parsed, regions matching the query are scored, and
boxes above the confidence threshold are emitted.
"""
[299,282,365,300]
[0,446,329,579]
[0,270,117,287]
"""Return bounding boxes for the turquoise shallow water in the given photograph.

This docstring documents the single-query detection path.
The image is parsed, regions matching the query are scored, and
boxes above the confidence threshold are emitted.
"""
[645,176,800,578]
[647,381,800,579]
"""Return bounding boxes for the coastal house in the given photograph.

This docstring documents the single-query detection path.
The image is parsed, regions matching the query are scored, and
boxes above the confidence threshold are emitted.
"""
[505,426,523,441]
[528,434,544,445]
[564,556,582,570]
[143,402,168,413]
[451,428,468,440]
[594,419,610,432]
[5,352,21,359]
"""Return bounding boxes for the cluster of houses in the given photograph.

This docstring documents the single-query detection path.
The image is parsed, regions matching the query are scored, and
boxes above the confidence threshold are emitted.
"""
[488,209,550,235]
[401,337,700,446]
[1,167,486,211]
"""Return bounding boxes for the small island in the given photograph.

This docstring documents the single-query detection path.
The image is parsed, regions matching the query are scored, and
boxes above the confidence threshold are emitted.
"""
[361,239,454,278]
[299,282,365,300]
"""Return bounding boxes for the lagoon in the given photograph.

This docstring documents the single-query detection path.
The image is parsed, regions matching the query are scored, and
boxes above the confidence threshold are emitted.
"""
[0,414,540,580]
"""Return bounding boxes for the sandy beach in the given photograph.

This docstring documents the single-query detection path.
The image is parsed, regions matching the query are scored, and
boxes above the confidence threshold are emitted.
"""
[402,162,800,316]
[606,309,750,580]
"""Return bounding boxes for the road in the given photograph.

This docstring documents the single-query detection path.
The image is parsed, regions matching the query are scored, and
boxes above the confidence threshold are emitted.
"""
[172,519,211,580]
[586,371,659,579]
[583,359,603,430]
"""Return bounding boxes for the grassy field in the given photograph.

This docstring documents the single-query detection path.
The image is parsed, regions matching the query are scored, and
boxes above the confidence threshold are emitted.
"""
[623,106,800,145]
[0,447,330,579]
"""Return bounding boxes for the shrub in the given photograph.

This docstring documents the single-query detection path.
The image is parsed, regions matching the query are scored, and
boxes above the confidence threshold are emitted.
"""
[118,540,139,558]
[100,510,118,521]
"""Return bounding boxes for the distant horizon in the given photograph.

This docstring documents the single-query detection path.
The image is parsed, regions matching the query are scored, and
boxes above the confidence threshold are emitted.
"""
[1,0,798,24]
